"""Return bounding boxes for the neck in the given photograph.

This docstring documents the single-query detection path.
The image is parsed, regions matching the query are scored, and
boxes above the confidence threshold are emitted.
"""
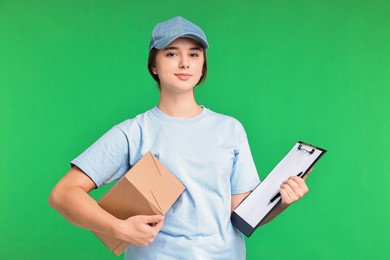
[158,89,202,118]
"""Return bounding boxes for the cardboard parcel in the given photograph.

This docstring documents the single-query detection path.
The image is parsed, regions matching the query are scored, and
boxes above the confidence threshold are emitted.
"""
[93,152,185,256]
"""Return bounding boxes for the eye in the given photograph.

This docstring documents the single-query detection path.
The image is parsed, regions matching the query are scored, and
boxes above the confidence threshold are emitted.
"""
[190,53,199,57]
[166,52,177,57]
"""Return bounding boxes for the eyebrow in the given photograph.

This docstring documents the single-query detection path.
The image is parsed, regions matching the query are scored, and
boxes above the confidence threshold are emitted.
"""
[162,46,203,51]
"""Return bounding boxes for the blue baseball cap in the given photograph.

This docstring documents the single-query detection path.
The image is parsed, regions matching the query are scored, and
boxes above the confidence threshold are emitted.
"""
[149,16,209,51]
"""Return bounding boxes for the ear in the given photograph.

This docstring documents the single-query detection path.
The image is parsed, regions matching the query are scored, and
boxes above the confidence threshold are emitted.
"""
[152,66,157,75]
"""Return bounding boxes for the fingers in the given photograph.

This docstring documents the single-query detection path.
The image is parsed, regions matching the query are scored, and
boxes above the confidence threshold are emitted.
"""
[290,176,309,192]
[141,215,164,225]
[138,215,164,246]
[120,215,165,247]
[153,218,165,232]
[280,176,309,206]
[138,224,163,247]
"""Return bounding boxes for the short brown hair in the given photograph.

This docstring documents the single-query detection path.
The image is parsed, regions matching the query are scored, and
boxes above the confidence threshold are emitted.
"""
[147,48,208,88]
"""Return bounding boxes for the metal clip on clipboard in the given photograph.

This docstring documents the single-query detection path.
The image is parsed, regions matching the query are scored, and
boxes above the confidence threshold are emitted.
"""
[298,142,315,154]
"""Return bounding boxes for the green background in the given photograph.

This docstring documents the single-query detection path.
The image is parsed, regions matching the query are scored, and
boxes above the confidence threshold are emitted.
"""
[1,0,389,259]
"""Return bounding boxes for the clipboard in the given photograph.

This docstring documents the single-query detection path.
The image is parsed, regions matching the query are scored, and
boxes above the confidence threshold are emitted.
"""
[231,141,327,237]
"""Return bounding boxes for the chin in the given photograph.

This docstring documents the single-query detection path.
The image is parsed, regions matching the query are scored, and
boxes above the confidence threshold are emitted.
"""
[168,85,196,93]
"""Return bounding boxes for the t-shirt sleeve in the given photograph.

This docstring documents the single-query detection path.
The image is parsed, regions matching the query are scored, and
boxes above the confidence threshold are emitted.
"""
[71,125,130,188]
[230,127,260,194]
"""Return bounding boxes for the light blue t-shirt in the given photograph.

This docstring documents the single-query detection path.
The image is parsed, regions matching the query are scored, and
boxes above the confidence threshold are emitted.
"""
[71,106,260,260]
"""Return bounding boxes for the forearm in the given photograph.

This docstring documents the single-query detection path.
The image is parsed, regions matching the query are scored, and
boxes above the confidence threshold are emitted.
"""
[49,166,166,247]
[49,185,120,237]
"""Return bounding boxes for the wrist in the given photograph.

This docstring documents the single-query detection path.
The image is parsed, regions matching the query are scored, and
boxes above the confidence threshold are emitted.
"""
[111,218,127,240]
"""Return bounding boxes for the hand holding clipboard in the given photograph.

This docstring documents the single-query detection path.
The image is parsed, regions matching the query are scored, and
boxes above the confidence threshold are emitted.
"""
[231,141,327,237]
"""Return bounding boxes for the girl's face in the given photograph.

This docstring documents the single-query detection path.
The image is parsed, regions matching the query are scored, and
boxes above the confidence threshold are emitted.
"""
[152,37,204,94]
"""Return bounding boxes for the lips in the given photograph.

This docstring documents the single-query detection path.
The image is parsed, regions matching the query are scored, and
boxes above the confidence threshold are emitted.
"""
[175,73,192,80]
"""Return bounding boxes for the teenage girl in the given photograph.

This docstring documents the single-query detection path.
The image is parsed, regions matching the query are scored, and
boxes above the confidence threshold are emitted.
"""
[49,16,309,259]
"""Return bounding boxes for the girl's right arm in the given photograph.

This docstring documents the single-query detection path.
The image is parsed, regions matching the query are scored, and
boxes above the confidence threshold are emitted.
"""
[48,166,164,247]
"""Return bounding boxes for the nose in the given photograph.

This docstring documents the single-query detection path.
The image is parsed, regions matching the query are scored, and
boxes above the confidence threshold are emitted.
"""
[179,56,189,69]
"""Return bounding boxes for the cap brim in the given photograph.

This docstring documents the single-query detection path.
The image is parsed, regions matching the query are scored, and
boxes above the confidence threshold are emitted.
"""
[151,33,208,50]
